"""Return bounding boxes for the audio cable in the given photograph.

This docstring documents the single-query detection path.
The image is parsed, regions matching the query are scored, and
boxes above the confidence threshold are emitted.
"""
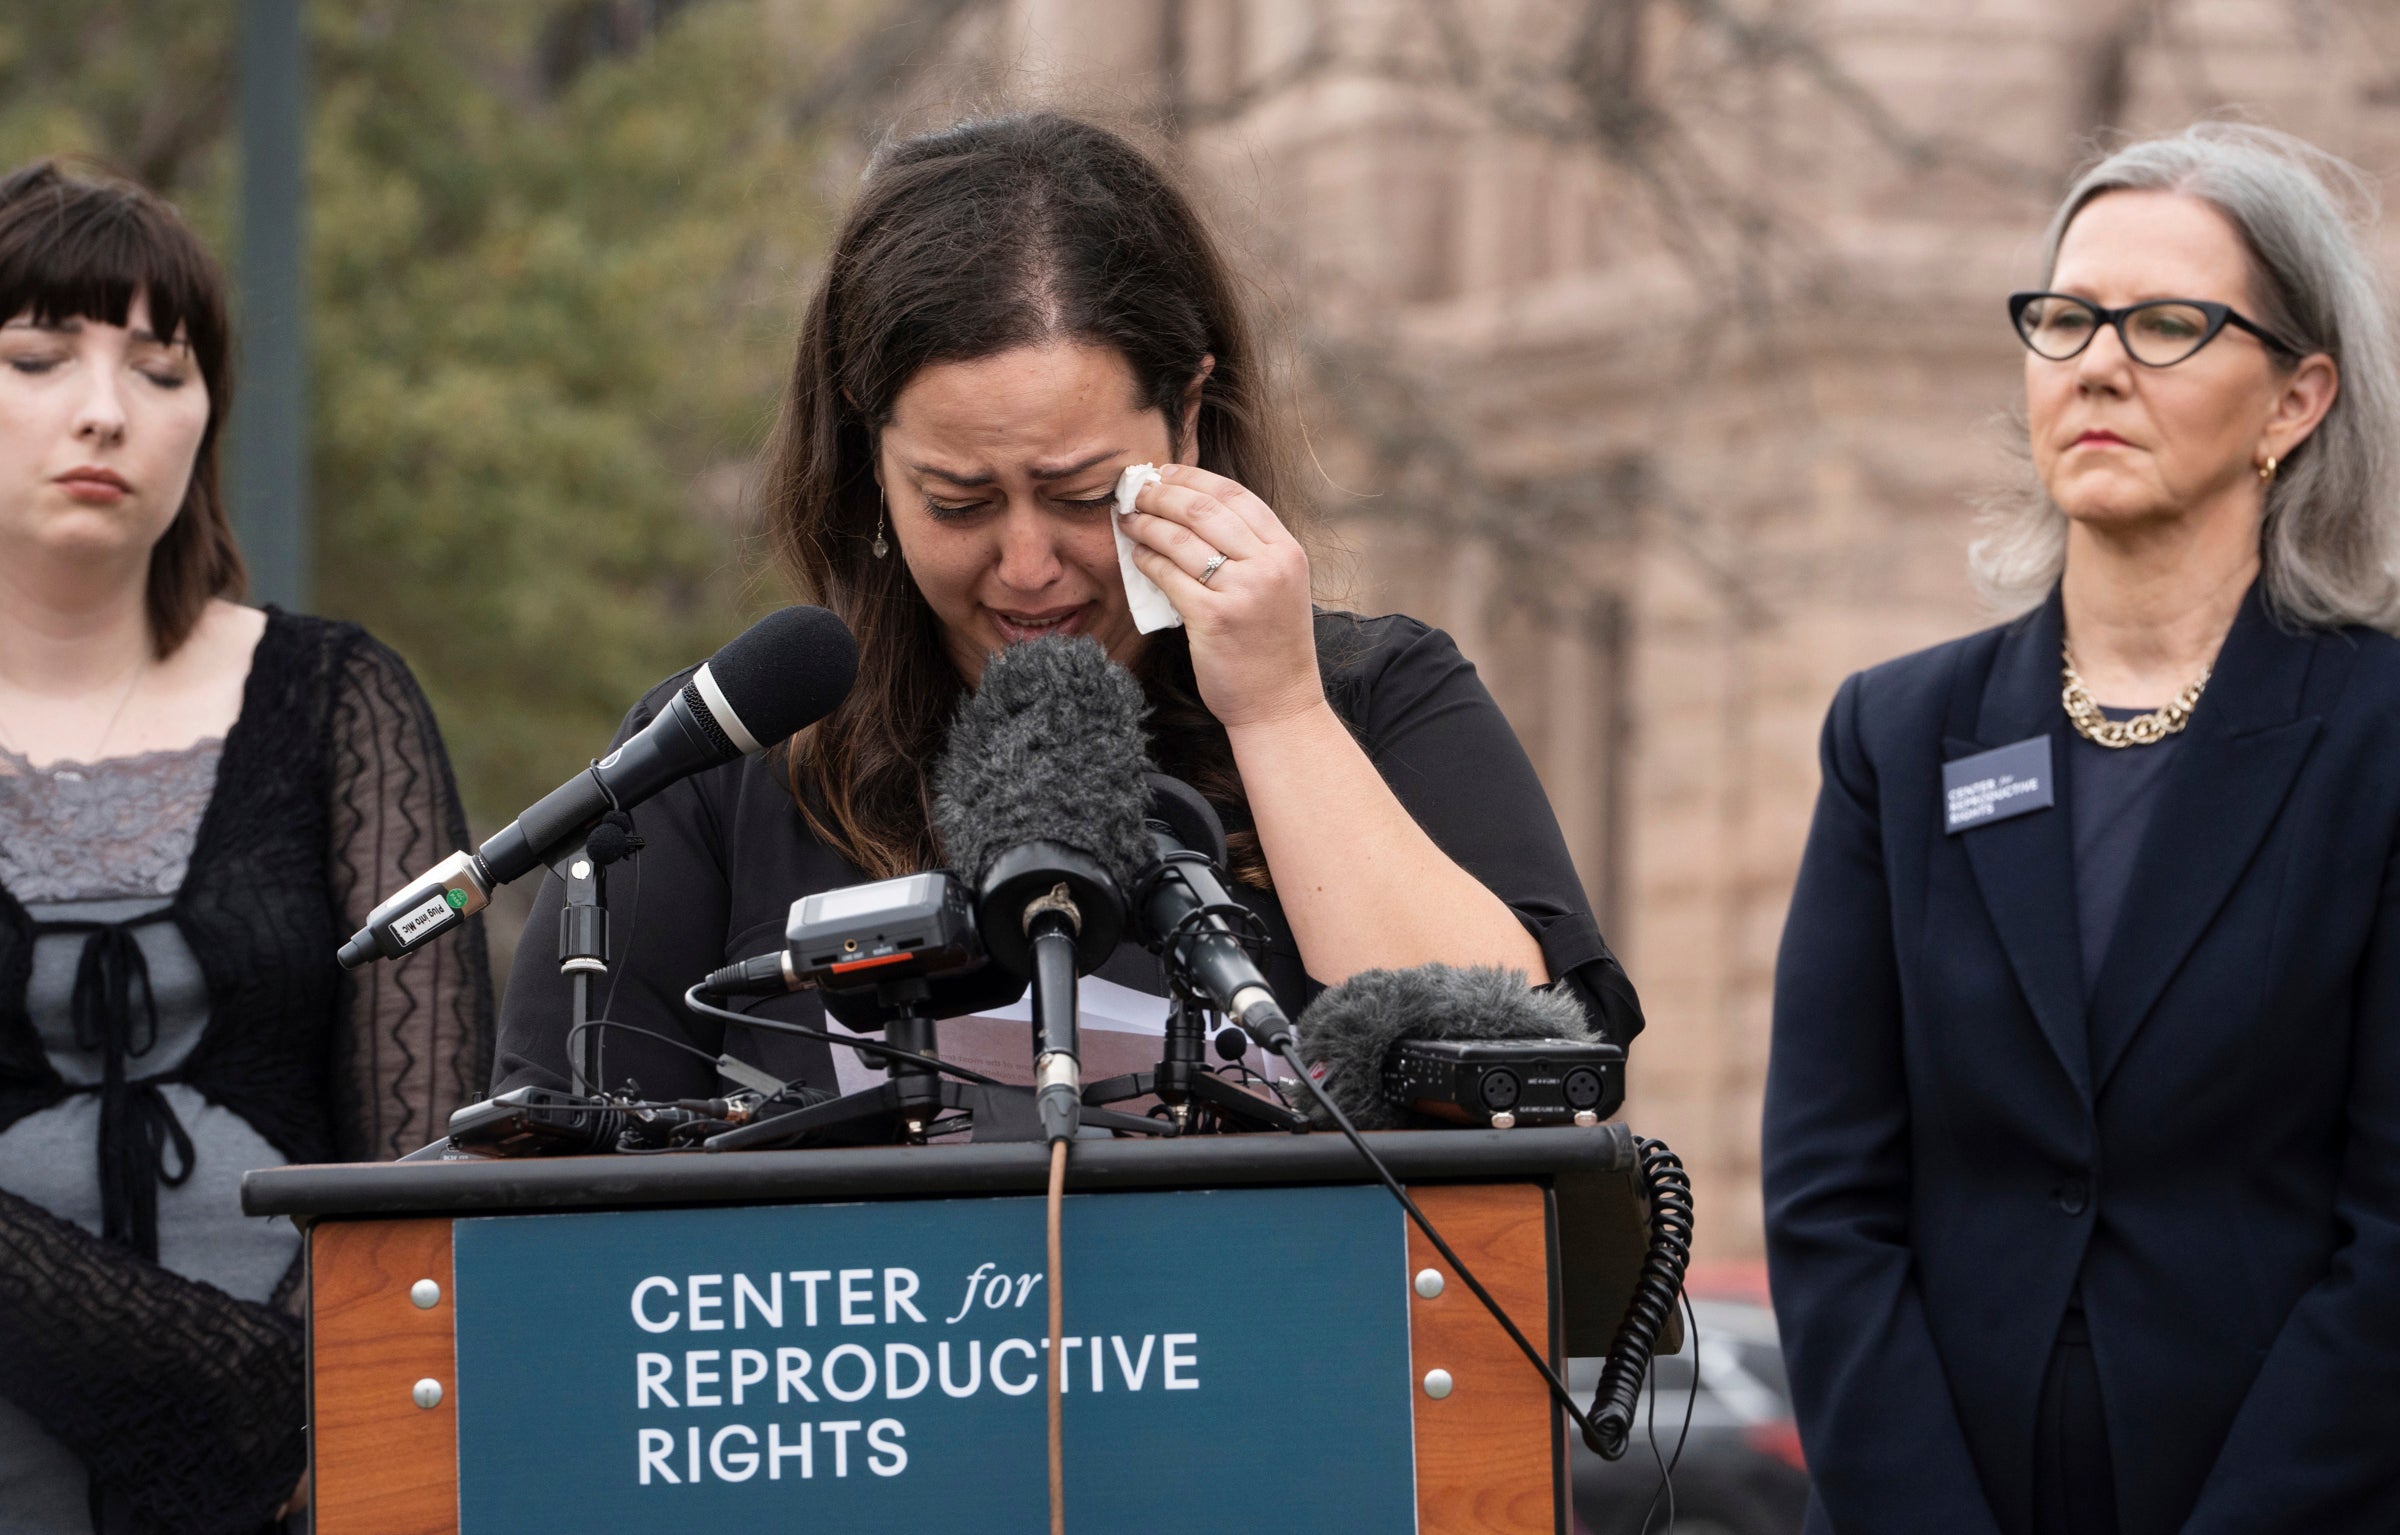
[1271,1040,1692,1459]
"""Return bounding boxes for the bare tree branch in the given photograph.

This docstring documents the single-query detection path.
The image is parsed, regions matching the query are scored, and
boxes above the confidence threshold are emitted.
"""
[1156,0,2069,601]
[786,0,997,135]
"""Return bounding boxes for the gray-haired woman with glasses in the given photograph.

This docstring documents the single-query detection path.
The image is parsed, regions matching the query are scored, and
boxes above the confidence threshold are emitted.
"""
[1766,123,2400,1535]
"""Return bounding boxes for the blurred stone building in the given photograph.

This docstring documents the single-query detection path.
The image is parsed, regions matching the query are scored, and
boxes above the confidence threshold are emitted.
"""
[936,0,2400,1255]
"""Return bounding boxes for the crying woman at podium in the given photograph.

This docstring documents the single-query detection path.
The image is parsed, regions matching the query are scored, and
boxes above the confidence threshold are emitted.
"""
[489,112,1642,1108]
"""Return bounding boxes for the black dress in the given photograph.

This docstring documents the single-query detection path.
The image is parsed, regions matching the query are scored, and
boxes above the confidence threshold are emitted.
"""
[495,611,1640,1101]
[0,609,494,1535]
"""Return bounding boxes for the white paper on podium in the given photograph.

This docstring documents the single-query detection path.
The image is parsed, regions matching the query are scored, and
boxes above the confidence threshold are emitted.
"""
[820,974,1276,1102]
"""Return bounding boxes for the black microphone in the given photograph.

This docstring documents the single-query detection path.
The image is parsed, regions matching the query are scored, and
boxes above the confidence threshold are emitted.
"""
[338,606,858,968]
[1132,773,1296,1052]
[1292,963,1603,1130]
[931,636,1154,1142]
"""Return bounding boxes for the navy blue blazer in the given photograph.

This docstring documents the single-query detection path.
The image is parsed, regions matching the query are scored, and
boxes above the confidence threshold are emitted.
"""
[1764,583,2400,1535]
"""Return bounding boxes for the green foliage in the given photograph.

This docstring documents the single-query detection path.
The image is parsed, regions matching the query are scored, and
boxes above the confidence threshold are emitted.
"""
[0,2,237,211]
[0,1,852,826]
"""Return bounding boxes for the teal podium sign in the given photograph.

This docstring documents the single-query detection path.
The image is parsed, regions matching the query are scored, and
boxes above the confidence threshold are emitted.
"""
[451,1183,1418,1532]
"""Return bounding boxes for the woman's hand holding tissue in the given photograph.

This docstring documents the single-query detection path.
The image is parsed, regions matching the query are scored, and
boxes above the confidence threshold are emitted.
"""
[1124,462,1546,985]
[1120,464,1324,731]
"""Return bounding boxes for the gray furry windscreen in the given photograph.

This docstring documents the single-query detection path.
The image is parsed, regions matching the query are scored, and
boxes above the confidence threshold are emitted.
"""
[1295,964,1592,1129]
[932,636,1157,889]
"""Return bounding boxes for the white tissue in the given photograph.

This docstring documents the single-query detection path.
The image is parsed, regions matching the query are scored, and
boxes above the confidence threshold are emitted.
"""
[1111,463,1184,634]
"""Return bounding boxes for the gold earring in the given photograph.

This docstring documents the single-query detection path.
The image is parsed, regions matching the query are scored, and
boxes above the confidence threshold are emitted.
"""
[872,492,890,559]
[2259,455,2280,485]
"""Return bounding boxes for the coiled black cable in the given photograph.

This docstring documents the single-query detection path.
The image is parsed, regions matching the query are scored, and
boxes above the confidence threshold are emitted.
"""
[1589,1136,1696,1459]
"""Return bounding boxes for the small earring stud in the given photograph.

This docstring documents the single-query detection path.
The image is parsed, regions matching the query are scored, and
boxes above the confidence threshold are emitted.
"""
[2258,455,2280,485]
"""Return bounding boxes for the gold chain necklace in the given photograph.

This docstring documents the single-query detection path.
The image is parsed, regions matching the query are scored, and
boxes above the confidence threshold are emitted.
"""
[2060,644,2209,749]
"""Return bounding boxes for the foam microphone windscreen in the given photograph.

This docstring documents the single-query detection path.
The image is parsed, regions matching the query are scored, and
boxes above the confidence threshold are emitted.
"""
[705,605,859,746]
[1295,964,1594,1130]
[932,636,1156,891]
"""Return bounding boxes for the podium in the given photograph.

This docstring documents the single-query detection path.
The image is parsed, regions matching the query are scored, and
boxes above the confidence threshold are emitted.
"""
[243,1125,1649,1535]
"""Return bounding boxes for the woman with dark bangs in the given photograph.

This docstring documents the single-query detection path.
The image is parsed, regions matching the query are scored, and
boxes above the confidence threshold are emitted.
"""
[0,163,492,1532]
[492,115,1641,1122]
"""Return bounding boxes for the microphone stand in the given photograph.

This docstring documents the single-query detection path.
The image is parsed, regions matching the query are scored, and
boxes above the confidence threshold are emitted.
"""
[559,811,643,1097]
[1080,995,1309,1133]
[705,977,977,1148]
[559,842,609,1097]
[968,841,1147,1535]
[1019,884,1085,1535]
[1024,884,1086,1144]
[703,974,1168,1152]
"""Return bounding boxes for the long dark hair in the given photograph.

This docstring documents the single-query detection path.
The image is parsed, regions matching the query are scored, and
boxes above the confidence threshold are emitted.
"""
[763,113,1306,883]
[0,160,244,656]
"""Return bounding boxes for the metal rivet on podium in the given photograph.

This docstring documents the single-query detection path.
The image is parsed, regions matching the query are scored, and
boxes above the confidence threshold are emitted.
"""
[1414,1268,1445,1299]
[412,1378,444,1409]
[410,1279,441,1309]
[1422,1369,1454,1400]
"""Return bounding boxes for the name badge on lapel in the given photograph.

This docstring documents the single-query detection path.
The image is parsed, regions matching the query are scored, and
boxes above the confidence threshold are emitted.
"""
[1943,736,2054,834]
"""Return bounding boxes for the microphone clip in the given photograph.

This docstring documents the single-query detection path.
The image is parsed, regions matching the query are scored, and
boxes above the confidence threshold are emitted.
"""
[973,841,1125,976]
[1021,880,1084,938]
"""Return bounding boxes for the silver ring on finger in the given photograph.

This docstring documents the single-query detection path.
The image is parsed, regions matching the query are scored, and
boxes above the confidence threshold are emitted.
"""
[1198,552,1229,587]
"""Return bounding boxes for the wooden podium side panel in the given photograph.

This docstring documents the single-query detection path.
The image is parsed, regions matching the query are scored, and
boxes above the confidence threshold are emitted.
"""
[1407,1183,1559,1535]
[311,1218,460,1535]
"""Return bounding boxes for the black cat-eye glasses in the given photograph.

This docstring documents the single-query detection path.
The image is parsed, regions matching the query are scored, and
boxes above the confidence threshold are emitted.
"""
[2009,291,2305,368]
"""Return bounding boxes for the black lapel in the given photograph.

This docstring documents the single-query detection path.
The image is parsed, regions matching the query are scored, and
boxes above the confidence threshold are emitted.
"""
[1950,589,2091,1099]
[2087,588,2328,1092]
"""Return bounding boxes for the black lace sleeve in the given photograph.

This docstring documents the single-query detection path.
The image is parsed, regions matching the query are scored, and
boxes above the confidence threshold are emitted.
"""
[326,633,494,1160]
[0,1188,305,1534]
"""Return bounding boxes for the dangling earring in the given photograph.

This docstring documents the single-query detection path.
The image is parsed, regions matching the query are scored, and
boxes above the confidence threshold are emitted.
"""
[2258,455,2280,485]
[871,490,890,559]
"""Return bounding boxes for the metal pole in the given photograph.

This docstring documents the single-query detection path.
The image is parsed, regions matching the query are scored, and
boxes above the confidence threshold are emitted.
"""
[234,0,310,610]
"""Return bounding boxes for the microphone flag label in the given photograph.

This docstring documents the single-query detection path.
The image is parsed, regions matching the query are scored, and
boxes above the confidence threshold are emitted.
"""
[451,1184,1418,1532]
[389,889,460,947]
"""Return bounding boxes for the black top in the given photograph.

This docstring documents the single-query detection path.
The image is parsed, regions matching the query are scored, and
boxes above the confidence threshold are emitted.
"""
[496,611,1641,1102]
[2067,709,2184,999]
[0,610,494,1535]
[2049,708,2182,1535]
